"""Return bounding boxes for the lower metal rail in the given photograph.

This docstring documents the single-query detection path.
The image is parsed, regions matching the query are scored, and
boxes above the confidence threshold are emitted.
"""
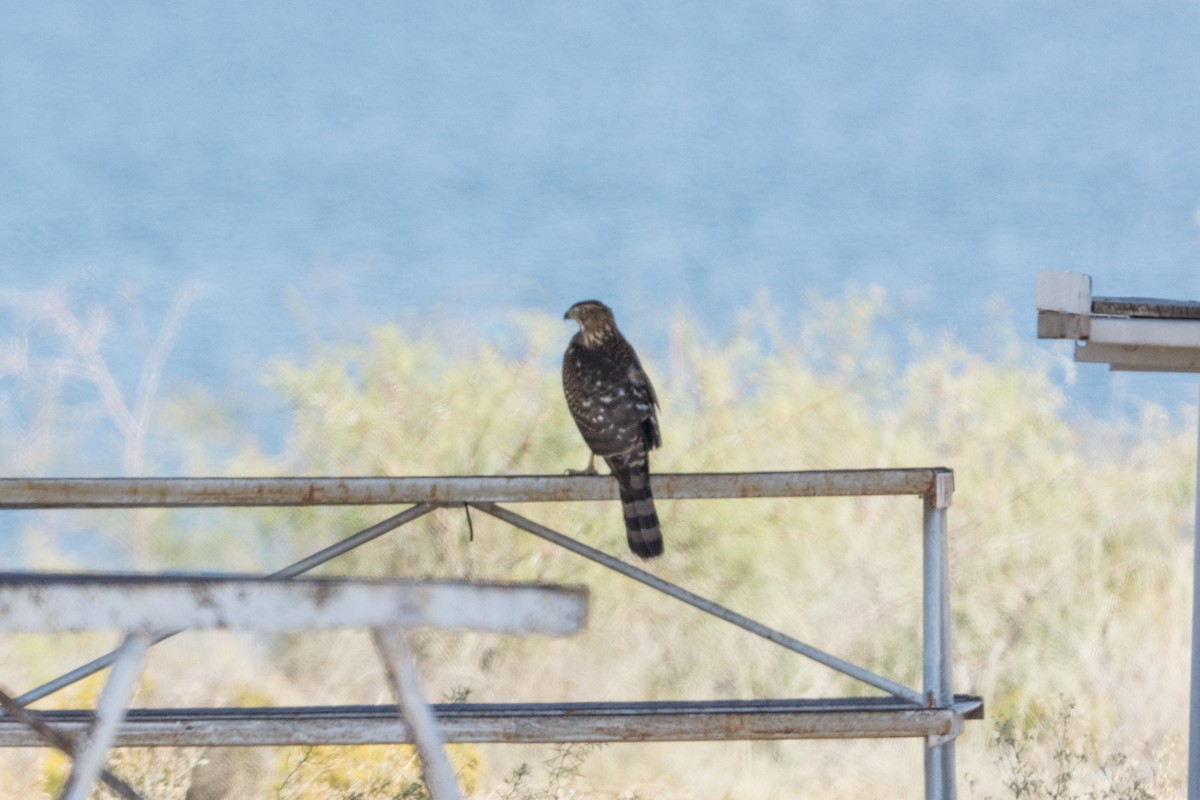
[0,697,984,747]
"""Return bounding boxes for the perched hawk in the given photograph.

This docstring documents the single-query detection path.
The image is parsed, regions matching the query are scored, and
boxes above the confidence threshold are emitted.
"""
[562,300,663,559]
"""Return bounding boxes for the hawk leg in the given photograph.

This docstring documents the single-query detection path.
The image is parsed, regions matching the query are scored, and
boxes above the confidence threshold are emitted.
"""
[565,452,599,476]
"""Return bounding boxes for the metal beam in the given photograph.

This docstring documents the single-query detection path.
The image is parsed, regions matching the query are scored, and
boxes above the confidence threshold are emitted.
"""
[1191,379,1200,800]
[924,494,956,799]
[1092,296,1200,320]
[61,634,149,800]
[0,470,946,509]
[0,576,588,637]
[1073,341,1200,373]
[1087,316,1200,350]
[0,698,985,747]
[1036,310,1089,340]
[374,629,462,800]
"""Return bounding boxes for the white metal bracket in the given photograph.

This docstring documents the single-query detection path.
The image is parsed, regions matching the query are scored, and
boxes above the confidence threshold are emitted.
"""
[925,712,964,748]
[931,470,955,509]
[1036,270,1092,315]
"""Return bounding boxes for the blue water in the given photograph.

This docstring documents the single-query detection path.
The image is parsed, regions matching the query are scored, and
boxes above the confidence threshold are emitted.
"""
[2,1,1200,433]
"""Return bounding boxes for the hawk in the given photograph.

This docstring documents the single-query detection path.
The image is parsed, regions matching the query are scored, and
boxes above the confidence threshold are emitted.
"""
[562,300,663,559]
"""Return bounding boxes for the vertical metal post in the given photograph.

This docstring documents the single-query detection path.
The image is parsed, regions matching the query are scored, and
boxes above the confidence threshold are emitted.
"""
[923,475,956,800]
[1190,379,1200,800]
[61,633,150,800]
[373,629,462,800]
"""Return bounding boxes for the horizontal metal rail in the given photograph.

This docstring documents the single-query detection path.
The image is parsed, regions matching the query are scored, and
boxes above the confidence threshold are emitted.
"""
[0,698,984,747]
[0,575,588,636]
[0,469,949,508]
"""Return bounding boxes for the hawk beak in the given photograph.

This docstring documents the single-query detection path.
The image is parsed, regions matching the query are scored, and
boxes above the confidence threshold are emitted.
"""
[563,310,572,321]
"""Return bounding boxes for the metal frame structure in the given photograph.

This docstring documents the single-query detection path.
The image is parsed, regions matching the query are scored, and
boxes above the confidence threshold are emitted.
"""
[0,469,981,799]
[0,575,587,800]
[1037,270,1200,799]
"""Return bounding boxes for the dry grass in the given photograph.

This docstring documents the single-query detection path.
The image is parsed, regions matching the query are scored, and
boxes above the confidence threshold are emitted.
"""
[0,289,1193,797]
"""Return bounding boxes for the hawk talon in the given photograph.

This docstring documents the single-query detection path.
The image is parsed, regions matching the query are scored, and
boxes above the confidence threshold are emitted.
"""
[564,452,599,476]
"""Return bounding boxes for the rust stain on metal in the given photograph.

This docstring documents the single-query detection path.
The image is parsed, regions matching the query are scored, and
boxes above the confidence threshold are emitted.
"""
[0,469,951,507]
[191,582,220,619]
[309,581,336,609]
[0,697,983,746]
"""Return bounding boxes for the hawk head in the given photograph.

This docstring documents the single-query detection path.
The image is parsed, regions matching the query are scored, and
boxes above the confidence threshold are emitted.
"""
[564,300,618,346]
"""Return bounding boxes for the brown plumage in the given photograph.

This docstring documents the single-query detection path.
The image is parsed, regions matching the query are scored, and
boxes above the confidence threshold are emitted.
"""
[562,300,663,559]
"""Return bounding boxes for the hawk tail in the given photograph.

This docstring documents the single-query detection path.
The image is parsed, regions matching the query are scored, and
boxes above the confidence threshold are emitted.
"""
[606,451,663,559]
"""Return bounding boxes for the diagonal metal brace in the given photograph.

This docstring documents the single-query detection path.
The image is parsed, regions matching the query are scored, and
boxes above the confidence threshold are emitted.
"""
[472,502,925,706]
[8,504,437,710]
[0,688,142,799]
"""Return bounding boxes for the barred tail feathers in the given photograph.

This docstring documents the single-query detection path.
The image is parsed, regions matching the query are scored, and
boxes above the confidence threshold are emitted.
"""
[605,451,663,559]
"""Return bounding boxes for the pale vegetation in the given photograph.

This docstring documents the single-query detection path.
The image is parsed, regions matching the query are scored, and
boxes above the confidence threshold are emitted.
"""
[0,286,1192,798]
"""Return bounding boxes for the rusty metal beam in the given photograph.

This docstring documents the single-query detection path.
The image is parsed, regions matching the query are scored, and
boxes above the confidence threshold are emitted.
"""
[0,575,588,637]
[1092,296,1200,320]
[0,470,947,509]
[0,698,985,747]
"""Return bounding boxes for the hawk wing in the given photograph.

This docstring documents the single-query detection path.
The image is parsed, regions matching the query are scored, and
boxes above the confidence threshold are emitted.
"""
[562,319,663,559]
[563,333,659,458]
